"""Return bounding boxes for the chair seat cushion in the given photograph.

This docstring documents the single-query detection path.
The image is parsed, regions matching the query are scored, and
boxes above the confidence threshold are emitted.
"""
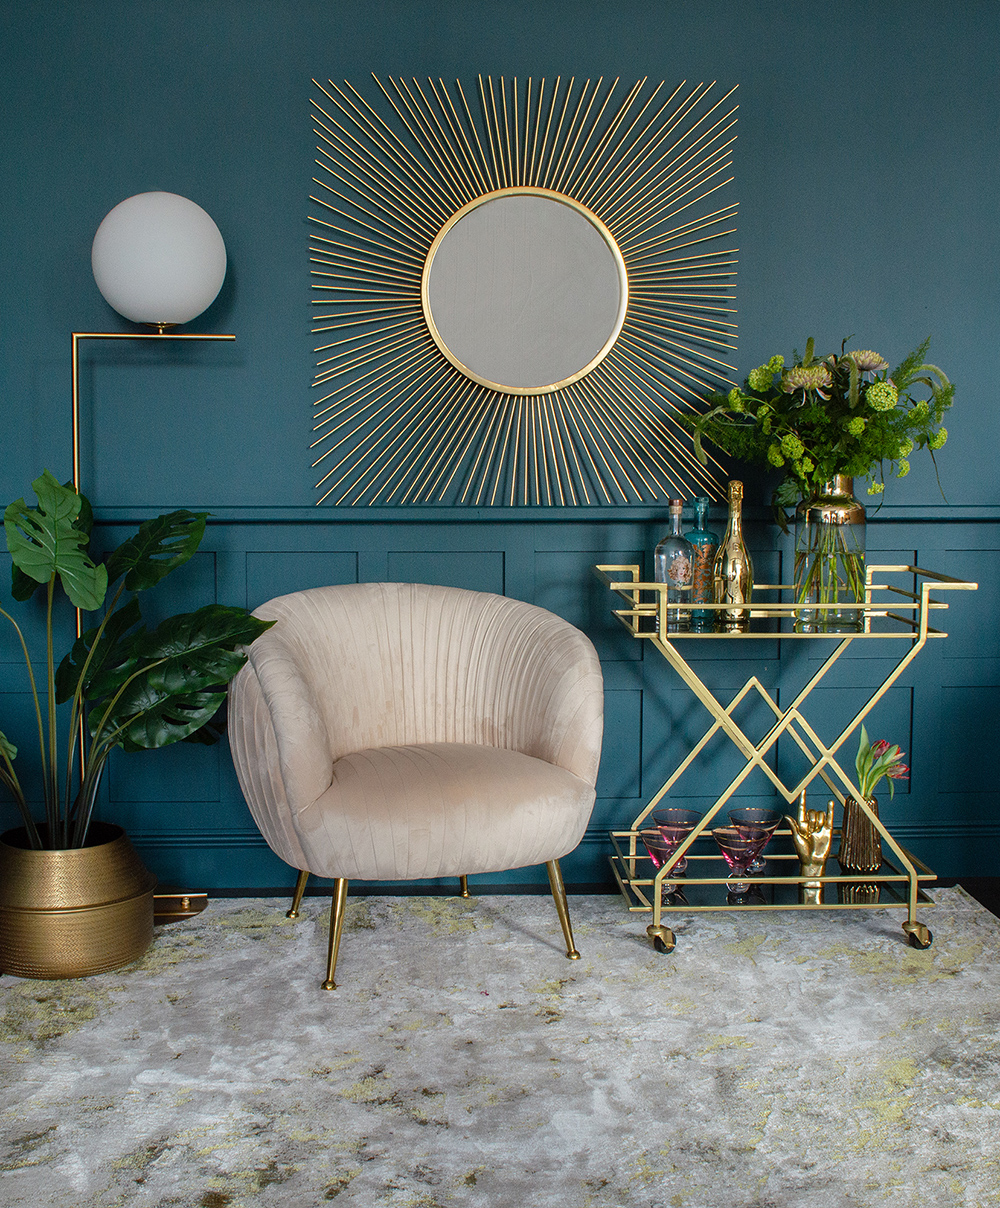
[294,742,596,881]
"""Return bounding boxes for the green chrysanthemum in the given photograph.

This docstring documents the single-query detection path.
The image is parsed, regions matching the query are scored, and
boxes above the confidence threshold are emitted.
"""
[867,381,899,411]
[849,350,889,374]
[767,444,785,467]
[929,427,948,450]
[782,365,833,394]
[846,417,866,437]
[781,433,805,460]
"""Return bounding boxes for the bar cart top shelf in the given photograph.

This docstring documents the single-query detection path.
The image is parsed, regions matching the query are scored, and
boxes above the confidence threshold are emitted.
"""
[593,563,978,639]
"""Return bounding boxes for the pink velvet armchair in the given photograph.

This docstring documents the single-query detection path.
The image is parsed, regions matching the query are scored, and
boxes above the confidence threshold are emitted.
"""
[228,582,604,988]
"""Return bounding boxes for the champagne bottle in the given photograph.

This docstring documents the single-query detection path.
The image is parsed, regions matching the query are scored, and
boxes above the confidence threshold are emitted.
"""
[654,499,694,632]
[713,480,753,632]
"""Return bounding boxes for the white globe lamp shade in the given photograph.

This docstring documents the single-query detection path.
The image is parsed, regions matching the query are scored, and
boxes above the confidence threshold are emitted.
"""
[91,191,227,326]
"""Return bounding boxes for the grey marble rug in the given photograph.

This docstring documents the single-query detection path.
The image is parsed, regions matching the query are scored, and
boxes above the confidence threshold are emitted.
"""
[1,887,998,1207]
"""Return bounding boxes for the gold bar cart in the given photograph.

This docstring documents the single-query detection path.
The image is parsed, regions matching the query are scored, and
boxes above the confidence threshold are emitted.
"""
[594,564,978,954]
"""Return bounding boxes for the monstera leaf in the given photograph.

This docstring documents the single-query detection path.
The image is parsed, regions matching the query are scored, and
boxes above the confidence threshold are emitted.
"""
[87,605,272,752]
[54,598,144,705]
[104,510,207,593]
[4,471,107,611]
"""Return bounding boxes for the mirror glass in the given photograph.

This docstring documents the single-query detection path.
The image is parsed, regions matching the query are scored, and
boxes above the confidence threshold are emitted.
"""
[424,192,626,393]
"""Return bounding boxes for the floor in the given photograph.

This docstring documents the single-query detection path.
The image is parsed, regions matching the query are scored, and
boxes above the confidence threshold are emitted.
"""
[958,877,1000,919]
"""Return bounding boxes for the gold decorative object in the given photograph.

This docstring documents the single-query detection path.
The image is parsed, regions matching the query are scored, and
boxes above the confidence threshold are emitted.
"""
[838,795,883,872]
[309,75,739,505]
[786,795,835,905]
[0,823,157,979]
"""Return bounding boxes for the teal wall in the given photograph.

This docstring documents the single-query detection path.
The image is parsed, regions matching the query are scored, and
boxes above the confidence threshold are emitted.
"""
[1,1,998,887]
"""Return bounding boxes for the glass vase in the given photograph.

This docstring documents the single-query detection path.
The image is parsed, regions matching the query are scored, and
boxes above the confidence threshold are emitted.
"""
[793,475,866,632]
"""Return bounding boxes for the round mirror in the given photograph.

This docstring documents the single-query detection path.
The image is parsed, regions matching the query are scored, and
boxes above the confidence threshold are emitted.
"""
[421,187,628,395]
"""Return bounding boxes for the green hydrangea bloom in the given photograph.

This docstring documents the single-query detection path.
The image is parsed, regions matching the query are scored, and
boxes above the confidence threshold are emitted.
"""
[846,416,866,437]
[800,456,815,474]
[781,433,805,460]
[929,427,948,450]
[747,364,775,392]
[896,459,911,477]
[867,481,886,495]
[911,400,929,419]
[767,355,785,372]
[897,439,914,457]
[727,387,746,413]
[867,381,899,411]
[767,444,785,467]
[756,403,772,418]
[761,417,772,435]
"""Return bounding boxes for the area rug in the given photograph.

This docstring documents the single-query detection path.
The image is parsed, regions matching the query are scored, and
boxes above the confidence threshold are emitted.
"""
[2,887,999,1207]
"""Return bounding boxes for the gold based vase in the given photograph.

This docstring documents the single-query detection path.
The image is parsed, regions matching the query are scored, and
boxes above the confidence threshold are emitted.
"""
[838,796,882,873]
[794,476,866,632]
[0,823,157,979]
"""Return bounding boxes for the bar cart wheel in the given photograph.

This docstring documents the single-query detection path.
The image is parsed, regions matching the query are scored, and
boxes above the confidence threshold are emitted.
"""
[647,923,676,954]
[903,921,933,949]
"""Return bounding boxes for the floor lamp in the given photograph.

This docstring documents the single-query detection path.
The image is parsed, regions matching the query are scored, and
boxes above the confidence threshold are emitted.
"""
[76,191,235,923]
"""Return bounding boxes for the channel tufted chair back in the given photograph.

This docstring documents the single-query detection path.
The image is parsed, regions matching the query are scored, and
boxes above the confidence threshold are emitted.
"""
[228,582,604,988]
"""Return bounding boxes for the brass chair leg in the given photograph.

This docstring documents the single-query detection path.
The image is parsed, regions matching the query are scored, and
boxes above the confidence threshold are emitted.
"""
[546,859,580,960]
[322,878,349,990]
[287,869,309,918]
[459,875,471,898]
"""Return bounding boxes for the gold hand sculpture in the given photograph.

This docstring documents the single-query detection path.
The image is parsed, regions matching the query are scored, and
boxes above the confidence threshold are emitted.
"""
[785,794,835,905]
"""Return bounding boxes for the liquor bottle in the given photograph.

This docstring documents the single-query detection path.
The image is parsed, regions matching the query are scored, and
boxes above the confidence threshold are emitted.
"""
[654,498,694,632]
[686,496,719,628]
[713,480,753,632]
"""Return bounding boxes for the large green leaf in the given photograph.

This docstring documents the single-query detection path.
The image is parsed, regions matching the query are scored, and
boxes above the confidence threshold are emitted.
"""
[104,510,208,593]
[88,605,273,751]
[11,483,94,603]
[4,471,107,611]
[109,686,229,752]
[55,597,143,704]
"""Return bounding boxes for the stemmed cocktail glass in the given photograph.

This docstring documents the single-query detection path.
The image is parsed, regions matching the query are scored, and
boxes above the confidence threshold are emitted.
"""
[728,807,782,874]
[712,825,770,893]
[640,807,702,896]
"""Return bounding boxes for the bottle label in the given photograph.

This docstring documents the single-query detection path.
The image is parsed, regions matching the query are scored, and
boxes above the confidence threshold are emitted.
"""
[691,543,717,604]
[664,550,692,586]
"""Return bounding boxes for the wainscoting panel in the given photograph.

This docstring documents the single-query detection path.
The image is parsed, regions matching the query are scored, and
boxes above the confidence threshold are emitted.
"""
[0,515,994,885]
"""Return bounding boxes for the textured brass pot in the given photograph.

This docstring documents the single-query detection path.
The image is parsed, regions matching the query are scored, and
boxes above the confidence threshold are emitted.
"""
[0,823,157,979]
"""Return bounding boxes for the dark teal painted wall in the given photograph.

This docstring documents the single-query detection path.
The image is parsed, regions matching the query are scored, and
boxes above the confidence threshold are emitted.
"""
[1,1,997,887]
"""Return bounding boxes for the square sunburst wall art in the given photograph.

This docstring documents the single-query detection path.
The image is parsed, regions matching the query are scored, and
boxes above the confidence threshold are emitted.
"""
[309,76,738,507]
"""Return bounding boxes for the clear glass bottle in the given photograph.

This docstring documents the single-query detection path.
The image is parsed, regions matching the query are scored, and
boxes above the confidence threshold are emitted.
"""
[686,496,719,629]
[654,498,694,632]
[713,480,753,632]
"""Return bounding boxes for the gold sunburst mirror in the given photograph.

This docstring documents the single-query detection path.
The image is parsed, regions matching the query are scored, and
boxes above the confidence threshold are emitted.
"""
[309,76,738,506]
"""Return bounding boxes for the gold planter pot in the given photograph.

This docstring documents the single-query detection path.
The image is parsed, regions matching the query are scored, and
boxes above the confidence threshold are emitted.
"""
[0,822,157,979]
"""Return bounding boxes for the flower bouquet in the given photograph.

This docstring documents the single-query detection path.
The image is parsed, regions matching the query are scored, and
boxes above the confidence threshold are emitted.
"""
[690,337,953,628]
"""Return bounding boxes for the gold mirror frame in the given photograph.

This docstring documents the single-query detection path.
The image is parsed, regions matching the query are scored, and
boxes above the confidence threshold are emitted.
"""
[310,76,738,506]
[421,186,629,395]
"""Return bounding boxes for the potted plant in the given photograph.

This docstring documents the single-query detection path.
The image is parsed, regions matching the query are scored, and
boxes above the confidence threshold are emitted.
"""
[690,337,953,629]
[0,471,272,978]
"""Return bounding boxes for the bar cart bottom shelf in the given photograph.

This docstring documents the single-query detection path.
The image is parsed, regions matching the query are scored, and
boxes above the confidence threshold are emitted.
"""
[609,833,937,955]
